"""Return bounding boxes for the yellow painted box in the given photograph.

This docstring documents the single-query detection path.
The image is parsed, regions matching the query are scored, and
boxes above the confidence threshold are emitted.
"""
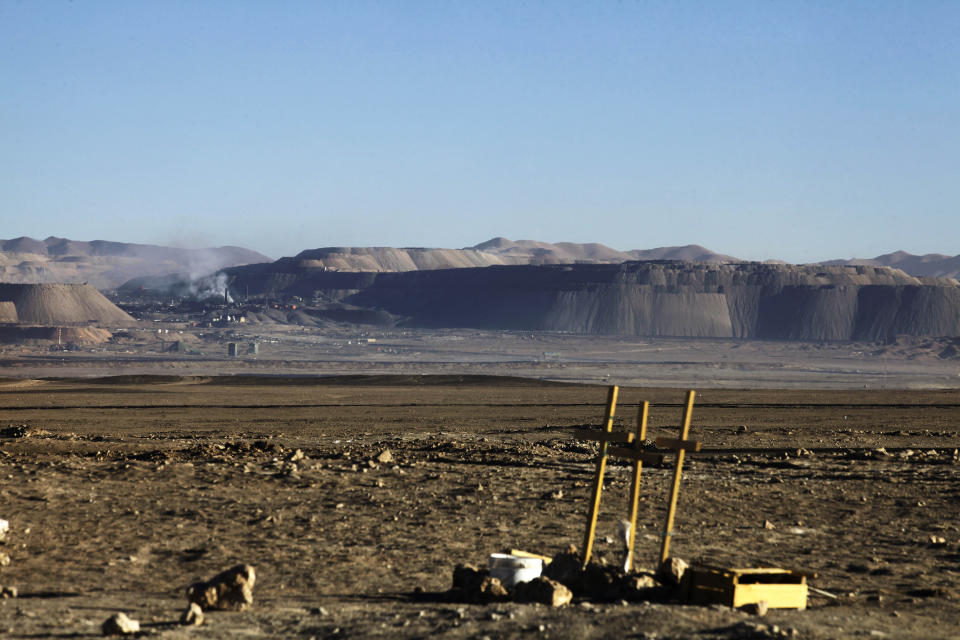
[686,565,808,609]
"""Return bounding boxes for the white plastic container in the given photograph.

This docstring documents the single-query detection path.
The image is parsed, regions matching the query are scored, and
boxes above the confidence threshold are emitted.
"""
[488,553,543,587]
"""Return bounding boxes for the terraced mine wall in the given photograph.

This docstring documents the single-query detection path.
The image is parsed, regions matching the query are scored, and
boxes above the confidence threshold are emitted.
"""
[227,261,960,341]
[225,260,378,300]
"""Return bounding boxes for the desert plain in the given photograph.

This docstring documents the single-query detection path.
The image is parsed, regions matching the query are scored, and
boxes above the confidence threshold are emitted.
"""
[1,327,959,639]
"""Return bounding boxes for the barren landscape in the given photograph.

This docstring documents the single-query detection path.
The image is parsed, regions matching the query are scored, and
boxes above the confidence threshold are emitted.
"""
[0,327,959,639]
[9,0,960,635]
[1,242,959,640]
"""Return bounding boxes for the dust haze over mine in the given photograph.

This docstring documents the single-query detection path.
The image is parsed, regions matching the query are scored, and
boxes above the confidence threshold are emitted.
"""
[2,236,960,349]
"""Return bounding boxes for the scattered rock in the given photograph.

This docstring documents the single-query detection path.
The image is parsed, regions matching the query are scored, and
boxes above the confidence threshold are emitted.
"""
[180,602,204,626]
[513,577,572,607]
[542,551,582,587]
[657,557,688,587]
[0,519,8,543]
[480,576,510,601]
[542,550,663,602]
[102,612,139,636]
[0,552,10,567]
[187,564,257,611]
[0,425,30,439]
[0,586,17,598]
[579,562,623,600]
[620,573,661,602]
[449,564,510,603]
[763,520,776,530]
[736,425,748,434]
[723,620,791,639]
[449,564,479,595]
[377,449,394,464]
[286,449,304,462]
[929,535,947,547]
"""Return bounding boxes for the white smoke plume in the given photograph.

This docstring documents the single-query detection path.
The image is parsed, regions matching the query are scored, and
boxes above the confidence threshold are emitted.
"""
[184,272,233,303]
[181,251,234,302]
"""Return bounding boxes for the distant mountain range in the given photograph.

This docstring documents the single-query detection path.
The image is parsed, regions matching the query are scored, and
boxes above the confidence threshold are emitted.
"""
[822,251,960,280]
[0,236,271,289]
[286,238,737,273]
[279,238,960,281]
[1,235,958,289]
[469,237,738,263]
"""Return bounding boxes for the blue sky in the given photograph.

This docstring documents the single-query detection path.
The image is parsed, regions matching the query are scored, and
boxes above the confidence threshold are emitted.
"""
[2,1,958,262]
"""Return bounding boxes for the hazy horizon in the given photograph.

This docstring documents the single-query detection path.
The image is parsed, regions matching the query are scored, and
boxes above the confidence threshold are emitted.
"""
[2,232,957,267]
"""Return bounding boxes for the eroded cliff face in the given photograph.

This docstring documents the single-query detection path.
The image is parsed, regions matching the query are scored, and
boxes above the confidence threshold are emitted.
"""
[227,261,960,341]
[347,262,960,340]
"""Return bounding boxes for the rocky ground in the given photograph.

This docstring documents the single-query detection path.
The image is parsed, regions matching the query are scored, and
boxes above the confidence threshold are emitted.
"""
[1,376,959,638]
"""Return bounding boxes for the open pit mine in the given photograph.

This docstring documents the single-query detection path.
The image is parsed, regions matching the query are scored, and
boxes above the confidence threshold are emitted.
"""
[216,260,960,342]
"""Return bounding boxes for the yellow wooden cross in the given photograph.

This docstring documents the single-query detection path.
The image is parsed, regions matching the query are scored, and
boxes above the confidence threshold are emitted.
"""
[657,389,701,567]
[579,385,618,567]
[574,387,663,569]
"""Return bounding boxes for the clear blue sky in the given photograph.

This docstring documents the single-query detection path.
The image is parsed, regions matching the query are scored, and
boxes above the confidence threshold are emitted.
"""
[2,1,958,262]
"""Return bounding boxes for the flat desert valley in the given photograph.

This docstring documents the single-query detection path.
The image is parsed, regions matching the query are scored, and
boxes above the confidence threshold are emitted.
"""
[1,328,959,638]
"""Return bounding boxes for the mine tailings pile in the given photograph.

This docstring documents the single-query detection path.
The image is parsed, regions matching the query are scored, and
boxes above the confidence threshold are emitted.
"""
[0,283,133,344]
[224,260,960,341]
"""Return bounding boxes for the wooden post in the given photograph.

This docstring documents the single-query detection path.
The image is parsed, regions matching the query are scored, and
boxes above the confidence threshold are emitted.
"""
[659,389,696,567]
[582,385,618,567]
[625,400,649,572]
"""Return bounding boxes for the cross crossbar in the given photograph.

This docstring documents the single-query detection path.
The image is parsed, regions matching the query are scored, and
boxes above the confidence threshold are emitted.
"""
[607,447,664,465]
[573,429,634,444]
[574,387,703,572]
[655,436,702,452]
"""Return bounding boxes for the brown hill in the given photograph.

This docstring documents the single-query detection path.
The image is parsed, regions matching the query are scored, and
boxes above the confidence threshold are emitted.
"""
[0,237,271,289]
[469,238,737,264]
[293,246,515,272]
[278,239,736,273]
[627,244,738,262]
[0,283,133,326]
[823,251,960,281]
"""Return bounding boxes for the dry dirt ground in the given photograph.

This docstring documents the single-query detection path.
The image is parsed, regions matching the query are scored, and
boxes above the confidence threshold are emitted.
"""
[2,327,960,389]
[1,375,959,639]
